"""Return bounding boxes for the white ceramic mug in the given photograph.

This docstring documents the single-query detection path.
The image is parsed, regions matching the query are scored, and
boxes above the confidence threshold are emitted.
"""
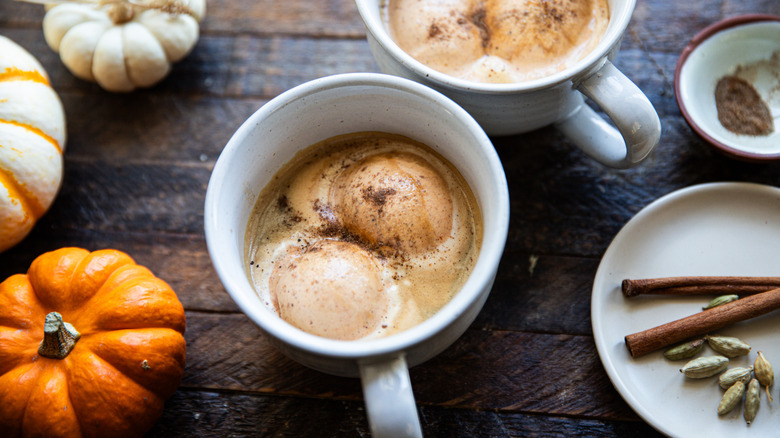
[355,0,661,169]
[204,73,510,437]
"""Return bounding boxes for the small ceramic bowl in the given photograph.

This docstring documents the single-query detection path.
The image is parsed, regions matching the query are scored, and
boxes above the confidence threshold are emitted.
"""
[675,15,780,161]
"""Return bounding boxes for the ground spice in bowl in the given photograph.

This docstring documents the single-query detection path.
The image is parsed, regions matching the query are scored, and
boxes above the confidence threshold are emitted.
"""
[714,75,774,136]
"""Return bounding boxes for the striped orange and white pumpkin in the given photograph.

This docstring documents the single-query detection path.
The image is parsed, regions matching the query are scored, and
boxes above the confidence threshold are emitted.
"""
[0,36,66,253]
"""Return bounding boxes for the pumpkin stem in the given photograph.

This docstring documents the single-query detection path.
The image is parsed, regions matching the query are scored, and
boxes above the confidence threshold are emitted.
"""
[107,2,135,23]
[38,312,81,359]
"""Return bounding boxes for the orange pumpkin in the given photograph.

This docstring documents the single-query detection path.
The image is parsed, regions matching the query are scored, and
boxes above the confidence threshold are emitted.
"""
[0,247,186,437]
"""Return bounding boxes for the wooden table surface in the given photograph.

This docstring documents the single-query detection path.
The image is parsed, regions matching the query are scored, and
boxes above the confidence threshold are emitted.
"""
[2,0,780,436]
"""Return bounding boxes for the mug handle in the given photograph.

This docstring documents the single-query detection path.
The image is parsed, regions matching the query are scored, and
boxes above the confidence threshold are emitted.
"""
[555,60,661,169]
[359,354,423,438]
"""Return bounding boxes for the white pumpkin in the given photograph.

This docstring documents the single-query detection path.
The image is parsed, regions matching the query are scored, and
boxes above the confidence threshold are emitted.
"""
[0,35,67,253]
[43,0,206,92]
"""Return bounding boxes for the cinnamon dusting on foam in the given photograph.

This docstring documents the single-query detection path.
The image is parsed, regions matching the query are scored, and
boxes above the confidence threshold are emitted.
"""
[244,132,482,340]
[384,0,610,83]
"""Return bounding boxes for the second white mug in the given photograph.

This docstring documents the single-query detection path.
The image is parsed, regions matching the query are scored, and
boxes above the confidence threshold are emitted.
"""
[355,0,661,169]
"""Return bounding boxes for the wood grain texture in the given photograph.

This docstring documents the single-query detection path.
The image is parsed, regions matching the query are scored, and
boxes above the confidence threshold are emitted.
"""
[0,0,366,37]
[146,390,660,437]
[181,313,636,418]
[1,0,779,436]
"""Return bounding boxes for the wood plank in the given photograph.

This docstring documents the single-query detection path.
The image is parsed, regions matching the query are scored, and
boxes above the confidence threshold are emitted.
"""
[0,231,239,312]
[0,20,710,113]
[146,389,663,437]
[5,0,778,45]
[0,1,42,28]
[199,0,366,37]
[0,28,378,97]
[628,0,780,55]
[41,160,210,235]
[723,0,780,16]
[220,35,378,97]
[0,229,604,335]
[180,312,639,419]
[495,112,780,257]
[0,229,607,334]
[0,108,776,298]
[477,252,600,335]
[57,93,263,161]
[626,0,725,55]
[39,50,674,165]
[0,0,366,37]
[2,116,777,295]
[43,122,779,257]
[2,10,744,106]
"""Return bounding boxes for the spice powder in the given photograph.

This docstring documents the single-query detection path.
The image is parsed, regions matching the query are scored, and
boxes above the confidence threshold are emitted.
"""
[714,75,774,136]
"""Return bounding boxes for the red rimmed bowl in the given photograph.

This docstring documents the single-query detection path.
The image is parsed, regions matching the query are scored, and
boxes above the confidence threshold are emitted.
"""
[675,14,780,162]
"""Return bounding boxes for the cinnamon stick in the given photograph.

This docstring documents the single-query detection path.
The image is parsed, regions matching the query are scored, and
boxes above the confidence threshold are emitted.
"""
[622,276,780,297]
[624,287,780,358]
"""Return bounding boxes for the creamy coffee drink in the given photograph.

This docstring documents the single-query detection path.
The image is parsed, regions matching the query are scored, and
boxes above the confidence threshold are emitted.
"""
[382,0,610,83]
[244,132,482,340]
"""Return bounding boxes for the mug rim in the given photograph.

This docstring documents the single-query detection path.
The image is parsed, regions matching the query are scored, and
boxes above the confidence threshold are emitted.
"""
[355,0,637,93]
[204,72,510,361]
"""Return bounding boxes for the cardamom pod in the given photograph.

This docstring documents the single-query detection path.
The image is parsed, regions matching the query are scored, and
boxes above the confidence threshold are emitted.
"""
[744,378,760,424]
[703,294,739,310]
[706,335,751,358]
[718,380,745,416]
[718,366,754,389]
[664,338,705,361]
[754,351,774,402]
[680,356,729,378]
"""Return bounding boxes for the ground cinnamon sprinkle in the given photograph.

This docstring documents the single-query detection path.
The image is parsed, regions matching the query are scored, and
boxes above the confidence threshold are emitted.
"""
[469,8,490,47]
[714,75,774,136]
[428,23,442,38]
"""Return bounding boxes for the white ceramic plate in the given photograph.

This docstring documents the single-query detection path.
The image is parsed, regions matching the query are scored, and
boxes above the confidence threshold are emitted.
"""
[675,15,780,161]
[592,182,780,437]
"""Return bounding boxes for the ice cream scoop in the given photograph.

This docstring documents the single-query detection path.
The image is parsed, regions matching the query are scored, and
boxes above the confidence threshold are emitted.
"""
[385,0,485,79]
[486,0,599,64]
[269,239,388,340]
[330,151,453,255]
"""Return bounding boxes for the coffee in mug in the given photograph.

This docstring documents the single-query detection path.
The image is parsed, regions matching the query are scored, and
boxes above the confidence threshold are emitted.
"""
[244,131,483,340]
[382,0,610,83]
